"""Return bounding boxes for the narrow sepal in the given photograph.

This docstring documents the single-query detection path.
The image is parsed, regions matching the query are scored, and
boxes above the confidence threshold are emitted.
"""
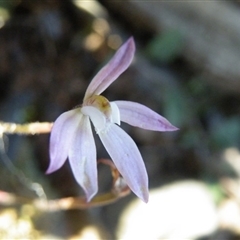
[68,116,98,202]
[47,109,82,174]
[115,101,178,131]
[99,124,149,203]
[84,37,135,99]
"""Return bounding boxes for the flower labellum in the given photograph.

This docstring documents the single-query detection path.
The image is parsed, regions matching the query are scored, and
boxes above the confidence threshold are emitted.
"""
[47,37,178,203]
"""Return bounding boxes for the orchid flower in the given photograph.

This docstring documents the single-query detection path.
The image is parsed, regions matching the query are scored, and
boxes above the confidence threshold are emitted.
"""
[47,37,178,203]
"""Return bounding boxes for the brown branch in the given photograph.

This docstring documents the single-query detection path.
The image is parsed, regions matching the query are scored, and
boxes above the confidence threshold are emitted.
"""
[0,122,53,135]
[0,159,131,210]
[0,187,130,211]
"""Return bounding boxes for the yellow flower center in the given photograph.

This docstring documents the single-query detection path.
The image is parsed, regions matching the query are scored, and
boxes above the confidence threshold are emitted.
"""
[81,95,120,134]
[83,95,111,117]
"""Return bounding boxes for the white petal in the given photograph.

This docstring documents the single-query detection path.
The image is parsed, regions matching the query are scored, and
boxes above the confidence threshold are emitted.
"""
[115,101,178,131]
[68,116,97,202]
[81,106,106,133]
[47,109,81,174]
[98,124,149,202]
[110,102,120,125]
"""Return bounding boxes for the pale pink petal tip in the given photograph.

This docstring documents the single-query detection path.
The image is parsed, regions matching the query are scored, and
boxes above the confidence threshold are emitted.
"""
[84,187,97,202]
[144,193,149,203]
[139,186,149,203]
[165,123,179,131]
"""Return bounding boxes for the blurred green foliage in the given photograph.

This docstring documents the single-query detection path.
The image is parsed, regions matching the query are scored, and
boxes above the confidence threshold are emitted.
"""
[0,0,15,9]
[162,84,192,128]
[162,74,240,150]
[210,116,240,149]
[207,182,225,205]
[145,29,184,63]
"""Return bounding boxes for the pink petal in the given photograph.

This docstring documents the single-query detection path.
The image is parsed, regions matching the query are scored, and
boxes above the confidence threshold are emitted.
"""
[68,116,98,202]
[115,101,178,131]
[84,37,135,100]
[47,109,81,174]
[98,124,149,202]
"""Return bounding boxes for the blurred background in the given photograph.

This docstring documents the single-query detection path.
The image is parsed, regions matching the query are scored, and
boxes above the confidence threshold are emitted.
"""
[0,0,240,239]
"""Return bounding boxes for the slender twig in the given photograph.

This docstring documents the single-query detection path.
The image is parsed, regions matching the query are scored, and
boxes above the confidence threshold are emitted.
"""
[0,121,53,135]
[0,187,130,211]
[0,121,131,208]
[0,158,131,210]
[36,188,131,211]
